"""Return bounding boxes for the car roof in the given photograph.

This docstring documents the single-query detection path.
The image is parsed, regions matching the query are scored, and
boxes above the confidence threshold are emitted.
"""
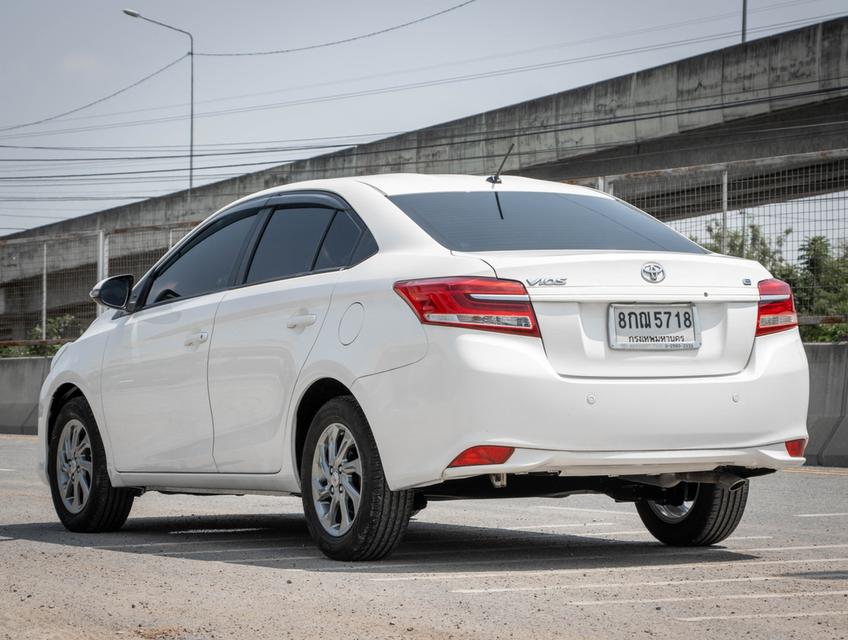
[229,173,606,204]
[352,173,604,197]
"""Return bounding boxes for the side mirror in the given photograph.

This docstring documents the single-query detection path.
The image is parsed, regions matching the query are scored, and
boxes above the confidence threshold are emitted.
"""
[90,274,134,310]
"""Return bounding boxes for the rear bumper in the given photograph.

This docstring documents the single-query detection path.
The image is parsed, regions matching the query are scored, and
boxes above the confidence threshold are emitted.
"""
[353,326,809,490]
[441,442,802,481]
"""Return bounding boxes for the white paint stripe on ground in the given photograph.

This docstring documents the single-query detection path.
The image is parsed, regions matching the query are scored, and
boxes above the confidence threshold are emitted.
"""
[161,546,316,557]
[795,513,848,518]
[744,543,848,553]
[0,468,15,472]
[676,610,848,622]
[506,522,615,530]
[93,537,285,549]
[170,527,266,535]
[452,576,782,594]
[568,589,848,606]
[370,556,848,582]
[230,556,318,564]
[537,506,636,516]
[578,530,650,536]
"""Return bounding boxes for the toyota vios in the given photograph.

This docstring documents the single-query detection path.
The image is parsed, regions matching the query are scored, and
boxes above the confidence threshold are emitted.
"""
[38,174,809,560]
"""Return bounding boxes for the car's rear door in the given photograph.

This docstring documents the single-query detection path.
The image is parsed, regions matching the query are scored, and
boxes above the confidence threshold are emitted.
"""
[101,204,263,472]
[207,194,369,473]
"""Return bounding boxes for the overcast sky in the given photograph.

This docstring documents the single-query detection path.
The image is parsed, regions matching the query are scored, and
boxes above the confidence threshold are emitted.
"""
[0,0,844,236]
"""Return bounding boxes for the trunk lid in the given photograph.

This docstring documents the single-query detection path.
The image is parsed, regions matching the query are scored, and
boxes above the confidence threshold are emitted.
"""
[460,250,768,378]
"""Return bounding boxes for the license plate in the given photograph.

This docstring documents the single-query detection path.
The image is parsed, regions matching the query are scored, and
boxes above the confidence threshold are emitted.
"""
[608,304,701,350]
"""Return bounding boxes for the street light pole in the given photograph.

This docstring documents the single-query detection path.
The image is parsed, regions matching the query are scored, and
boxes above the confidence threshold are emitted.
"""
[123,9,194,213]
[741,0,748,43]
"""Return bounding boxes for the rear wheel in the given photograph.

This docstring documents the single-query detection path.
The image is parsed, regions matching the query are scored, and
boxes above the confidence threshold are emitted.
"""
[636,481,748,546]
[48,397,135,533]
[300,396,414,561]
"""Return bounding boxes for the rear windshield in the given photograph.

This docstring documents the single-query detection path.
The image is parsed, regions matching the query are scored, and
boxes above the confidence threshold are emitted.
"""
[388,191,706,254]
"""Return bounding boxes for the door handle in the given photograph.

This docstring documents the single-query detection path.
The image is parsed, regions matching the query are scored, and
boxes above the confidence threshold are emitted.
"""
[286,314,317,329]
[184,331,209,347]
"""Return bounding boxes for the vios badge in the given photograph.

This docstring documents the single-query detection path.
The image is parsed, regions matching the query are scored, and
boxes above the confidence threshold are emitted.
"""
[641,262,665,283]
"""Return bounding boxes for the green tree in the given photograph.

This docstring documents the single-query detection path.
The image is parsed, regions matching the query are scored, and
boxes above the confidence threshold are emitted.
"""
[0,314,78,357]
[693,222,847,343]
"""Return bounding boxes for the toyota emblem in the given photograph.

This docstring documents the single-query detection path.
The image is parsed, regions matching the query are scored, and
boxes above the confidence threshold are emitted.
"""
[641,262,665,283]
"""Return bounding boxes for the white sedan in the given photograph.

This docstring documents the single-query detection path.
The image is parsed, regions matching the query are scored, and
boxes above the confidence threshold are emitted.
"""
[37,174,809,560]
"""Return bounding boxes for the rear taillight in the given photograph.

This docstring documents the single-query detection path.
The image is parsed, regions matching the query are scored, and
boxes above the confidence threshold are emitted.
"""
[785,438,807,458]
[448,445,515,468]
[393,277,540,337]
[756,278,798,336]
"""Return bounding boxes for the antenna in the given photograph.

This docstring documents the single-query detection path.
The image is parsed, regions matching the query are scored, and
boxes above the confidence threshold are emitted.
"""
[486,143,515,184]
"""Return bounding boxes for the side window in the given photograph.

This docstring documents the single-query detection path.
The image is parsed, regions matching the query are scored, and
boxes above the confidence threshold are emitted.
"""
[245,207,334,284]
[350,228,378,265]
[146,213,257,305]
[314,211,363,270]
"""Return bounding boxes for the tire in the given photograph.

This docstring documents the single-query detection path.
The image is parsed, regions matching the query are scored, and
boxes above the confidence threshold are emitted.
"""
[300,396,414,561]
[48,396,134,533]
[636,481,749,546]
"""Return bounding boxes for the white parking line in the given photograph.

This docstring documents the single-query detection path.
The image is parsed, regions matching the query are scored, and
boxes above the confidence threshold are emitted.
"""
[161,546,316,557]
[93,537,284,549]
[506,522,615,530]
[795,513,848,518]
[568,589,848,606]
[370,556,848,582]
[537,506,636,516]
[744,543,848,553]
[677,610,848,622]
[170,527,266,535]
[452,576,782,594]
[0,468,15,472]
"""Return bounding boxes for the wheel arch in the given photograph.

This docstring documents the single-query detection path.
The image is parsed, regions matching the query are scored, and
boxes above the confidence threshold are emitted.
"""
[47,383,85,447]
[293,377,356,478]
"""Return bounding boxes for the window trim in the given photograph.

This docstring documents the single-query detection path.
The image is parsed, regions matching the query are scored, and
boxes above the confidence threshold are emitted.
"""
[136,204,264,311]
[235,192,376,289]
[128,190,379,312]
[240,203,337,287]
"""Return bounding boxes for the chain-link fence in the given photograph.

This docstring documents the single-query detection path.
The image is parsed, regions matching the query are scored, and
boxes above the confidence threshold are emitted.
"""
[584,151,848,341]
[1,150,847,354]
[0,225,194,355]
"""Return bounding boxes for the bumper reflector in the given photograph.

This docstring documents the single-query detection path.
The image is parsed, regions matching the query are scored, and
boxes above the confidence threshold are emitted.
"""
[785,438,807,458]
[448,445,515,468]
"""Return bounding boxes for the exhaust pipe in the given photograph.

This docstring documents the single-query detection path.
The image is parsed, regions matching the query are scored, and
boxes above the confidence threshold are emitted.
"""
[623,471,747,492]
[685,471,747,492]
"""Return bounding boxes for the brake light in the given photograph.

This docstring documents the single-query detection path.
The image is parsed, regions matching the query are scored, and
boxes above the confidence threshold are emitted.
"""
[448,445,515,468]
[393,277,540,337]
[785,438,807,458]
[756,279,798,336]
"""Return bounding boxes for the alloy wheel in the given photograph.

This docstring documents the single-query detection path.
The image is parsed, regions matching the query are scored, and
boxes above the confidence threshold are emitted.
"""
[311,423,363,537]
[56,419,93,514]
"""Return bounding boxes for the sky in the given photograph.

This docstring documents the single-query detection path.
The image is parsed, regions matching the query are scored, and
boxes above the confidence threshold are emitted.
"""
[0,0,845,236]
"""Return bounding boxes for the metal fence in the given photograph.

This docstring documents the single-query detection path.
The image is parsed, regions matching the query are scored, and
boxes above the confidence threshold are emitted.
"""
[0,225,193,351]
[1,149,846,353]
[582,151,848,340]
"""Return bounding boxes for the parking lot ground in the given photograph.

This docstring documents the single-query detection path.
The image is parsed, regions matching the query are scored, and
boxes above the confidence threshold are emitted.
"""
[2,434,848,640]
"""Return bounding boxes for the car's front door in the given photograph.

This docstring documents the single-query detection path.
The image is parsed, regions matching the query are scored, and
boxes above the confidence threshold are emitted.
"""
[101,207,262,473]
[208,198,368,473]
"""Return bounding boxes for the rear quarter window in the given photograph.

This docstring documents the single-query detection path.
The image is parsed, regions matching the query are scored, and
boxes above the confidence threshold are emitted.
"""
[388,191,705,254]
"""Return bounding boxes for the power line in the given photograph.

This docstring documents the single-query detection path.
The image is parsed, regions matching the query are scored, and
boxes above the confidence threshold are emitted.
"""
[11,0,817,127]
[5,117,847,186]
[0,0,827,144]
[0,54,189,133]
[2,12,842,143]
[195,0,478,57]
[1,85,846,183]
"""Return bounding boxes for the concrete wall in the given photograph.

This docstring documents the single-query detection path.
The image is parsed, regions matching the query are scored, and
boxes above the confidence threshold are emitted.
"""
[2,344,847,467]
[805,343,848,466]
[0,357,50,435]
